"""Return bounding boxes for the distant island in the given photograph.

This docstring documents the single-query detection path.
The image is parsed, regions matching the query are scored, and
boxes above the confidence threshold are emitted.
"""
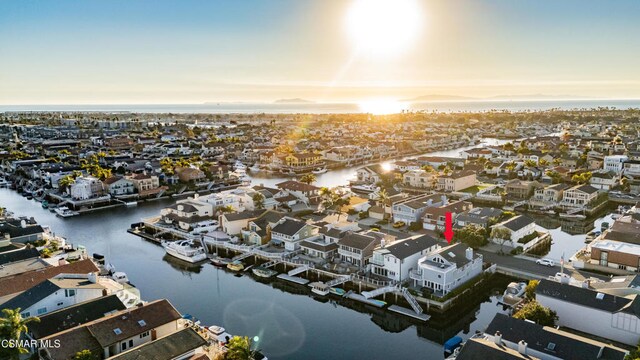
[273,98,315,104]
[403,94,595,102]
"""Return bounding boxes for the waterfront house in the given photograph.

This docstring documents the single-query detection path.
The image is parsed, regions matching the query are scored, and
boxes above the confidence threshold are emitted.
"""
[561,184,599,208]
[409,243,482,296]
[38,299,183,360]
[1,272,140,318]
[270,217,319,251]
[241,210,285,245]
[455,207,502,229]
[161,200,214,232]
[402,169,437,189]
[624,160,640,177]
[300,226,343,260]
[392,193,447,224]
[337,231,388,268]
[370,234,440,282]
[536,279,640,346]
[0,218,45,244]
[589,171,619,190]
[275,180,320,204]
[103,176,135,196]
[436,170,476,192]
[70,176,105,200]
[589,216,640,272]
[284,152,323,170]
[490,215,536,246]
[219,209,265,235]
[454,313,628,360]
[505,179,541,201]
[461,148,493,160]
[29,295,126,340]
[422,200,473,231]
[356,165,386,184]
[125,173,161,195]
[0,259,99,304]
[531,183,568,205]
[109,328,208,360]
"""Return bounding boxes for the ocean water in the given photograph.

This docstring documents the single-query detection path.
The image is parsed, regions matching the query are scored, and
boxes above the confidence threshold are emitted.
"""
[1,99,639,114]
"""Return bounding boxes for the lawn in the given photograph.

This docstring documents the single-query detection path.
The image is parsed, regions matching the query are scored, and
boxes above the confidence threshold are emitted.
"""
[460,183,492,194]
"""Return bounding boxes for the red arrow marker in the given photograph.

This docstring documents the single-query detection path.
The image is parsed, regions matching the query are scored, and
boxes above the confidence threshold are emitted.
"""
[443,212,454,244]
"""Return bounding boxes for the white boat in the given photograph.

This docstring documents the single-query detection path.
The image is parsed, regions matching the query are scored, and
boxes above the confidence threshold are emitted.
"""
[351,184,378,193]
[559,213,586,220]
[207,325,233,345]
[111,272,129,284]
[54,206,80,218]
[309,282,330,296]
[161,240,207,263]
[503,282,526,298]
[312,167,328,174]
[125,201,138,207]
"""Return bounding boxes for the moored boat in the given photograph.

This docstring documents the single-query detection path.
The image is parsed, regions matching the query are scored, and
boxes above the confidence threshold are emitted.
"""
[161,240,207,263]
[559,213,586,220]
[54,206,80,218]
[226,260,244,272]
[252,265,278,278]
[210,255,231,267]
[41,200,49,209]
[309,282,330,296]
[329,287,346,296]
[312,167,327,174]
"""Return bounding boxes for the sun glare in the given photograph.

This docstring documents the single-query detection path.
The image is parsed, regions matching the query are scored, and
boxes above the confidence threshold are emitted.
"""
[346,0,422,57]
[358,99,406,115]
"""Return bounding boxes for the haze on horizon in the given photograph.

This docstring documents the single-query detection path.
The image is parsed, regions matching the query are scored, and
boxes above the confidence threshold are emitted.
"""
[1,0,640,105]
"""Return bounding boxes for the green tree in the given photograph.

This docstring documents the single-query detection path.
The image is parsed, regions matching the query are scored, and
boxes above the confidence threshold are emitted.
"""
[525,280,539,300]
[571,171,592,185]
[225,336,255,360]
[0,308,40,358]
[513,300,557,326]
[490,227,512,252]
[453,224,488,249]
[74,350,97,360]
[299,173,316,185]
[58,174,76,192]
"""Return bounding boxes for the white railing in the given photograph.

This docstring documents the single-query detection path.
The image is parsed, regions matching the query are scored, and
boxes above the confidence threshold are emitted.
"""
[288,265,310,276]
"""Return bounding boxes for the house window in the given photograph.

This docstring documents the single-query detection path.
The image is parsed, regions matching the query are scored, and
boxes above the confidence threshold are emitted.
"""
[619,265,627,270]
[129,340,133,347]
[600,251,608,267]
[65,289,76,297]
[57,302,64,306]
[37,307,47,315]
[22,312,30,317]
[122,342,127,351]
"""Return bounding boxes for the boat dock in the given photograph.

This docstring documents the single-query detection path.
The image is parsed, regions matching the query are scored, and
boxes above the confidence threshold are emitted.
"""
[346,293,386,308]
[277,274,310,285]
[388,305,431,321]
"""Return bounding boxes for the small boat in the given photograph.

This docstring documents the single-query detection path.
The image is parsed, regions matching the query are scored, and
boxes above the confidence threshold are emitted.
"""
[125,201,138,207]
[55,206,80,218]
[503,282,526,299]
[351,184,378,194]
[601,222,610,231]
[444,336,463,356]
[329,287,346,296]
[309,282,330,296]
[252,266,278,278]
[41,200,49,209]
[111,272,129,284]
[207,325,233,345]
[210,256,231,267]
[312,167,327,174]
[226,260,244,272]
[161,240,207,263]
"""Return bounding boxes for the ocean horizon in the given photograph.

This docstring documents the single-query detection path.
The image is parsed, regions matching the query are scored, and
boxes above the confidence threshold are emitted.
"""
[1,99,639,114]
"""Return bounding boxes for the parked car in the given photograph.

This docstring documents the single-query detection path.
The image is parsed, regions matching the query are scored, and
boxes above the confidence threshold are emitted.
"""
[392,221,406,228]
[536,258,555,267]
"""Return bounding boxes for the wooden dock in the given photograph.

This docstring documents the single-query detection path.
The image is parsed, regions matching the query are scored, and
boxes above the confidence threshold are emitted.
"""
[277,274,310,285]
[388,305,431,321]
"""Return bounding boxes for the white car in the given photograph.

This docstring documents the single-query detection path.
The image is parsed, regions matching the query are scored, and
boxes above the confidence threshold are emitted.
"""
[536,258,555,267]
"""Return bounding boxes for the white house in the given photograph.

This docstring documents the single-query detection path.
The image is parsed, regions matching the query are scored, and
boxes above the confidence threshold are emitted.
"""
[104,176,135,196]
[561,184,599,208]
[537,279,640,346]
[370,234,440,282]
[392,193,446,223]
[70,176,104,200]
[3,273,140,319]
[590,171,619,190]
[490,215,536,245]
[604,155,628,174]
[437,170,476,192]
[410,243,483,296]
[403,170,436,189]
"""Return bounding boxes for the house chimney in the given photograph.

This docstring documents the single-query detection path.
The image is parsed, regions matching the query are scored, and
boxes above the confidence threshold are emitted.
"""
[494,331,502,345]
[466,247,473,261]
[381,239,386,248]
[518,340,528,355]
[441,195,448,205]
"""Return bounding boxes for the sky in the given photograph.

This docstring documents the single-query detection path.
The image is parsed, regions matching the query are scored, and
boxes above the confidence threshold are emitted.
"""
[1,0,640,105]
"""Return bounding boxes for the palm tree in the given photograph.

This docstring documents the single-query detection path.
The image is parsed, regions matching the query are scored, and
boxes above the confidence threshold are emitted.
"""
[252,192,265,210]
[0,308,40,357]
[299,173,316,185]
[58,175,75,192]
[225,336,255,360]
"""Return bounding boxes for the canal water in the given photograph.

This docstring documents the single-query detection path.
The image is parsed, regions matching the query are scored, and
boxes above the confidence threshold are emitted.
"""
[1,188,513,360]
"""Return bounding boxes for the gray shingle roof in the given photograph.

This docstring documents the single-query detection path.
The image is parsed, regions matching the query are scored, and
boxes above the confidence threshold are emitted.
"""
[1,279,61,310]
[384,235,438,260]
[0,247,40,266]
[110,328,206,360]
[272,218,307,236]
[499,215,535,232]
[536,279,632,314]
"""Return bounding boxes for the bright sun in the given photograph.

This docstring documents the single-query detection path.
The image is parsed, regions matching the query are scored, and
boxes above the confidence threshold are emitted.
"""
[346,0,422,56]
